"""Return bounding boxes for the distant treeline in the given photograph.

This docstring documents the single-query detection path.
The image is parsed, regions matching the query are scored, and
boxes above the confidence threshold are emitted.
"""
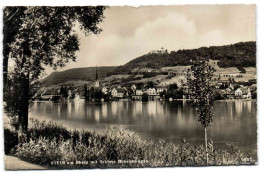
[111,41,256,74]
[41,66,117,87]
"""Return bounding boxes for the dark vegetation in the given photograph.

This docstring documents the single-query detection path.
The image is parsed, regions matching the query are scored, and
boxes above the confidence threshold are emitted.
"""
[5,119,256,168]
[3,6,106,144]
[112,41,256,74]
[41,66,117,87]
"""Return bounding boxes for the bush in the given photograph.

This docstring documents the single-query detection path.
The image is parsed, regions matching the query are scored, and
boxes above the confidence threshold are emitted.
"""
[4,128,18,154]
[252,92,257,99]
[10,119,257,168]
[15,137,62,166]
[142,93,148,101]
[28,118,71,142]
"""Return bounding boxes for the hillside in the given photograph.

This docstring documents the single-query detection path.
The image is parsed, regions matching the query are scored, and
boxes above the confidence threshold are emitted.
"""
[111,41,256,74]
[42,41,256,87]
[41,66,117,87]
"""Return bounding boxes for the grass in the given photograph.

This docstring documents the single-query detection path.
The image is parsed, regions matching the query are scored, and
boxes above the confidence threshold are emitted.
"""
[5,118,256,168]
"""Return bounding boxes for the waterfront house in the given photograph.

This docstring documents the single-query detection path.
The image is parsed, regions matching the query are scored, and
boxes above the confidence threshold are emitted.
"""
[226,90,235,99]
[136,89,143,96]
[131,84,137,91]
[157,87,167,94]
[147,88,157,95]
[235,88,251,99]
[111,88,117,97]
[41,89,61,100]
[241,88,251,99]
[111,88,125,98]
[132,89,143,100]
[235,88,242,97]
[117,88,125,98]
[102,87,108,95]
[74,93,81,101]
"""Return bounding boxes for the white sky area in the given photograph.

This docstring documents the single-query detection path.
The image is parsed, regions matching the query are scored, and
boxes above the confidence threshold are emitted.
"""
[9,5,256,77]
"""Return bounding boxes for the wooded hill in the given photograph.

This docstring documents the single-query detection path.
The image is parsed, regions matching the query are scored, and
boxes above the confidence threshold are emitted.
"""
[41,66,117,86]
[111,41,256,74]
[42,41,255,86]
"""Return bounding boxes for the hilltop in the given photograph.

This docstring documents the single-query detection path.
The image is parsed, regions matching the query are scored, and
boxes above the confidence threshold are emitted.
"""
[111,41,256,74]
[41,66,117,87]
[42,41,256,87]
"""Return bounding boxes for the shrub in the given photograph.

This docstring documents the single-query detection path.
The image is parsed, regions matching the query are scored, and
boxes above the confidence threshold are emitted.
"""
[15,137,62,166]
[28,118,71,142]
[4,128,18,154]
[11,119,257,168]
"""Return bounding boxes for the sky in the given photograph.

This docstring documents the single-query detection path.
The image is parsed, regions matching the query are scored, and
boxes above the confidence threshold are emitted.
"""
[44,5,256,74]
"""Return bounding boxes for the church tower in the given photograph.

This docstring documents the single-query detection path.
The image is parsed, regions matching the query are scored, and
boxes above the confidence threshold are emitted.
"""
[95,66,100,87]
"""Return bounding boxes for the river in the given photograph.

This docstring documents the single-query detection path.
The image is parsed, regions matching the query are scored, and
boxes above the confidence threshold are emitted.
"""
[29,100,257,157]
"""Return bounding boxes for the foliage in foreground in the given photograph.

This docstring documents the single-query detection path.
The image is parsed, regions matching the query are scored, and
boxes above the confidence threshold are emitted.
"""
[5,119,256,168]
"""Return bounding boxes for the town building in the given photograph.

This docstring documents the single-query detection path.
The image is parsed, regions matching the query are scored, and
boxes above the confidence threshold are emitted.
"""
[111,88,125,98]
[102,87,108,95]
[157,87,167,94]
[41,89,61,100]
[147,88,157,95]
[136,89,143,96]
[131,84,137,91]
[235,88,251,99]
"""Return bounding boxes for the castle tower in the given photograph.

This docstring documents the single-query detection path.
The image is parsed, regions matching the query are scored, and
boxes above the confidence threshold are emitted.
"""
[95,66,100,87]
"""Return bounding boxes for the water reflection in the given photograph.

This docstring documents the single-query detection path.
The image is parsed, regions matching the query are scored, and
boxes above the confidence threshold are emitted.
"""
[30,100,257,157]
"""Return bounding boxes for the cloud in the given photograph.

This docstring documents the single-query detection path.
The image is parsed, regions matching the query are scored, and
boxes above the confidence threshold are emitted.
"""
[48,7,255,74]
[71,12,218,69]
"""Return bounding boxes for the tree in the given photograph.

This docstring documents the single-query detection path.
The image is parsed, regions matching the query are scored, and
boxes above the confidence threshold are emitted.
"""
[3,6,106,143]
[165,91,173,100]
[168,83,178,91]
[159,89,166,98]
[173,89,183,99]
[233,84,240,91]
[142,93,149,101]
[3,7,26,96]
[214,92,225,100]
[136,82,144,90]
[187,58,215,164]
[60,86,68,98]
[84,84,89,100]
[94,89,104,100]
[252,91,257,99]
[146,81,154,88]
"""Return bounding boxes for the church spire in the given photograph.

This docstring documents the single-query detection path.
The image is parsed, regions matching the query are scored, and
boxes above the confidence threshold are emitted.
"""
[95,65,98,80]
[95,65,100,87]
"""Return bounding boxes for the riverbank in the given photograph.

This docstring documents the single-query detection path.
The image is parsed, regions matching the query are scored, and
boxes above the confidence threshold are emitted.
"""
[4,118,256,169]
[5,155,46,170]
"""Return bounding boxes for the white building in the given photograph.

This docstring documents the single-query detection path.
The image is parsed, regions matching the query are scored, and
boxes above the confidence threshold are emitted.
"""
[157,87,167,94]
[136,90,143,96]
[102,87,108,95]
[131,84,137,91]
[147,88,157,95]
[111,88,125,98]
[235,88,242,97]
[111,88,117,97]
[235,88,251,99]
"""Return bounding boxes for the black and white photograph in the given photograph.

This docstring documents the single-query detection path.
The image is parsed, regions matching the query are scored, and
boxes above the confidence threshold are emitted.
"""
[1,4,257,170]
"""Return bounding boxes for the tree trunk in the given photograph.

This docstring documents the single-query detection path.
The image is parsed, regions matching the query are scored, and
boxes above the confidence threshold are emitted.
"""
[3,51,10,101]
[18,74,29,143]
[205,127,208,164]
